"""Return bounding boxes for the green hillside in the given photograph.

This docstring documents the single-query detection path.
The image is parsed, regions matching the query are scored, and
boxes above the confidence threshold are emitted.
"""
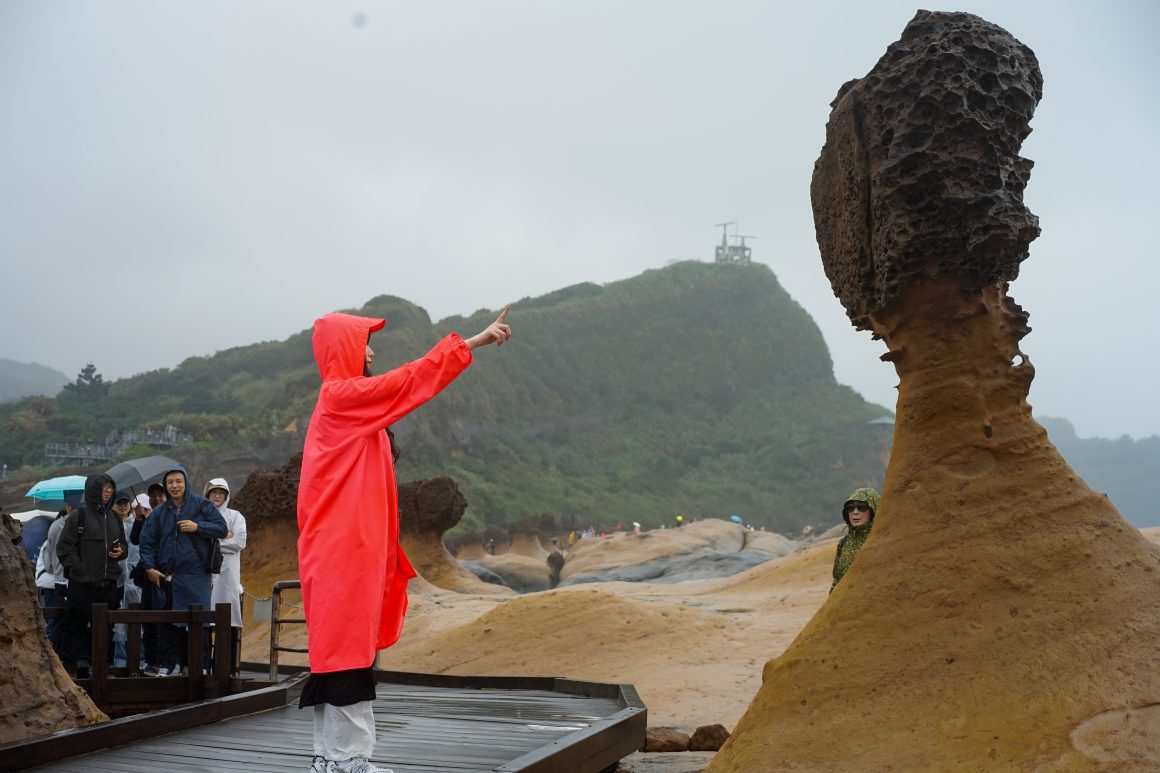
[0,261,892,532]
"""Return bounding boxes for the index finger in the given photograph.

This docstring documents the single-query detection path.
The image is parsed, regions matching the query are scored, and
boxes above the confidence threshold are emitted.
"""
[495,306,510,324]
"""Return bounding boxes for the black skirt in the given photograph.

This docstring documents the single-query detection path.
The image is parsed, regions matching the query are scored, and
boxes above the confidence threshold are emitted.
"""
[298,666,376,708]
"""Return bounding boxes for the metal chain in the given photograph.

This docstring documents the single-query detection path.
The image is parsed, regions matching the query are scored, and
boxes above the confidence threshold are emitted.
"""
[243,589,304,613]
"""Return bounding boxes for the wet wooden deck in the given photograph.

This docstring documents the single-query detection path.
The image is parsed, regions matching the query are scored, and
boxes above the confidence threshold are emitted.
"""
[6,672,646,773]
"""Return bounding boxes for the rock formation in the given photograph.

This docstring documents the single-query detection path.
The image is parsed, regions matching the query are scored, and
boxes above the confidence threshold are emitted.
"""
[398,476,511,595]
[709,11,1160,771]
[231,453,301,530]
[0,513,106,744]
[560,520,793,586]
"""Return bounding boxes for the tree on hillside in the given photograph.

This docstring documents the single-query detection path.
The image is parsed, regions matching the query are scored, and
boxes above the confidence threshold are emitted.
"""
[60,363,110,402]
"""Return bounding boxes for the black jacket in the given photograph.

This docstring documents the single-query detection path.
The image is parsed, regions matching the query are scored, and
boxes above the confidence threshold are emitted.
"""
[57,473,127,586]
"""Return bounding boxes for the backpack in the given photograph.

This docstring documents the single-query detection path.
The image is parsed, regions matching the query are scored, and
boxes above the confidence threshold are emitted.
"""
[193,534,224,574]
[188,499,225,574]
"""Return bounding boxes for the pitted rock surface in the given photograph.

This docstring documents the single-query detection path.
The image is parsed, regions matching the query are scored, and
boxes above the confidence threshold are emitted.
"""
[0,514,106,743]
[397,476,468,536]
[711,11,1160,773]
[811,10,1042,328]
[231,453,301,526]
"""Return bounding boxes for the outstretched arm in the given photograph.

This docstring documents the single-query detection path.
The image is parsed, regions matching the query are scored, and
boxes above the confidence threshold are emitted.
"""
[324,307,513,428]
[465,307,512,350]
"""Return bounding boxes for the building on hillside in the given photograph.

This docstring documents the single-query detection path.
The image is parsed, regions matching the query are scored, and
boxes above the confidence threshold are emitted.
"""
[714,222,754,264]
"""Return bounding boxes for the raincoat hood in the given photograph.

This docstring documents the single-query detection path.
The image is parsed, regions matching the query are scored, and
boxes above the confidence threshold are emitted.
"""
[313,313,386,381]
[204,477,231,508]
[842,487,880,527]
[83,473,116,514]
[161,466,192,504]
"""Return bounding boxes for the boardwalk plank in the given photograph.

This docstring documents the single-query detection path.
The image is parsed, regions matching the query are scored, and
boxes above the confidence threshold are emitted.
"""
[21,679,641,773]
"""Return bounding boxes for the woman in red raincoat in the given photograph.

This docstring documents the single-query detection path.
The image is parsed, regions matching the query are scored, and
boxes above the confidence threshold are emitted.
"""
[298,308,510,773]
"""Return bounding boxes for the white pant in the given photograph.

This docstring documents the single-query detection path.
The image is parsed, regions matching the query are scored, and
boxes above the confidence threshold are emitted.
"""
[314,701,376,760]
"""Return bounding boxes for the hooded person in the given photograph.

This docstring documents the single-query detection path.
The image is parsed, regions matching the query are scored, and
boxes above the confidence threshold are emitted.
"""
[55,473,127,676]
[298,306,511,773]
[830,486,880,592]
[204,477,247,674]
[137,466,228,676]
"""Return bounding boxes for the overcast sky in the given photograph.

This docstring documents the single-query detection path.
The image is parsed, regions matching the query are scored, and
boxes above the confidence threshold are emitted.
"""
[2,1,1156,439]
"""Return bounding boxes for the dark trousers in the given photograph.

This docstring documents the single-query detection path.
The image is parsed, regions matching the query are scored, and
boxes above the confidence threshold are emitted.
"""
[159,624,213,671]
[139,582,160,666]
[56,582,121,669]
[154,582,212,671]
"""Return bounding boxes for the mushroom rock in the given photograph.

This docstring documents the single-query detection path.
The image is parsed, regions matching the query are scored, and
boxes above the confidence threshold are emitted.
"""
[474,527,556,593]
[398,477,511,595]
[710,11,1160,771]
[0,514,107,744]
[231,453,302,530]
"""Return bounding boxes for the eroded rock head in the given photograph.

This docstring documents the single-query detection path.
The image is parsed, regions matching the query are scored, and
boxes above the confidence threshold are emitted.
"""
[398,476,468,537]
[232,453,302,526]
[812,10,1043,328]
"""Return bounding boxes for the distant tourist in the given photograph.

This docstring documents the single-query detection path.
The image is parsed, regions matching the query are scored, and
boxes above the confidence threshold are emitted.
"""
[830,487,880,592]
[55,474,126,678]
[297,307,511,773]
[204,477,247,675]
[136,467,228,676]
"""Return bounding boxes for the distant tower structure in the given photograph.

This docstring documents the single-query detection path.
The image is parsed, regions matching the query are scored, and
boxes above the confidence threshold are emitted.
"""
[714,222,754,263]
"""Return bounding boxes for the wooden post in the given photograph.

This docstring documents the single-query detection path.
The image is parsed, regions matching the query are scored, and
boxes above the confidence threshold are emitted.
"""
[269,589,281,681]
[126,602,142,675]
[188,603,204,702]
[90,603,108,707]
[214,603,231,696]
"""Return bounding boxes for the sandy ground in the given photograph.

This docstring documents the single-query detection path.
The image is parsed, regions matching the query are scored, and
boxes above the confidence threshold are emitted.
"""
[243,520,842,730]
[237,521,1160,770]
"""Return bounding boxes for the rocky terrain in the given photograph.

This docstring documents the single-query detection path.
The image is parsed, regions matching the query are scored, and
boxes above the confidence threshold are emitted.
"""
[709,11,1160,772]
[0,513,106,745]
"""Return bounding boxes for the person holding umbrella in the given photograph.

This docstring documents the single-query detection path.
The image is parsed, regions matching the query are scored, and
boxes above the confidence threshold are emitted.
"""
[298,307,511,773]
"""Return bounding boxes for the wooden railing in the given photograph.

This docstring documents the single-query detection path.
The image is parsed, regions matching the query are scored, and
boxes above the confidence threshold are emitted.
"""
[43,602,234,711]
[269,580,307,680]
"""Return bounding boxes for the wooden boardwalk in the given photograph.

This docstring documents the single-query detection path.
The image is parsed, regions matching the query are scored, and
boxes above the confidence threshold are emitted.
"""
[11,674,646,773]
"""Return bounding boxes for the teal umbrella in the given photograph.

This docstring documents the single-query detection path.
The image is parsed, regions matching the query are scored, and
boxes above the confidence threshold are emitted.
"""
[26,474,87,500]
[729,515,743,524]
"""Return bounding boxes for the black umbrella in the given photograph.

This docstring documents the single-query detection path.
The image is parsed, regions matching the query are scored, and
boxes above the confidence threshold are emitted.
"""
[21,514,55,564]
[106,454,182,492]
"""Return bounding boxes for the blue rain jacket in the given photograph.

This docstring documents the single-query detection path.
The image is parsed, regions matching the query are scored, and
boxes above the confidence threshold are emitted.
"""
[137,467,228,613]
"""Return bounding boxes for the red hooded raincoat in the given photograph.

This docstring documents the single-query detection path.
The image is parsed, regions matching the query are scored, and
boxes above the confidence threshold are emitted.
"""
[297,312,472,672]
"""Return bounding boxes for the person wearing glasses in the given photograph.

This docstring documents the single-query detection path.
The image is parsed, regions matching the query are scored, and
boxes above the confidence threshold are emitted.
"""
[830,487,880,592]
